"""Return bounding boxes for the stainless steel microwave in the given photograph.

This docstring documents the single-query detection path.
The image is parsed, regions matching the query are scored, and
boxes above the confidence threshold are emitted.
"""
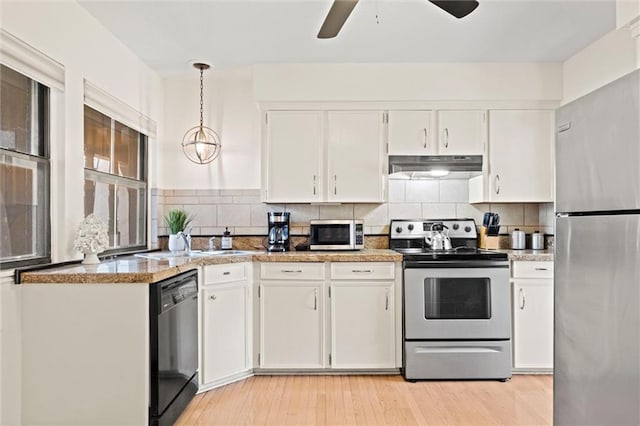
[309,219,364,251]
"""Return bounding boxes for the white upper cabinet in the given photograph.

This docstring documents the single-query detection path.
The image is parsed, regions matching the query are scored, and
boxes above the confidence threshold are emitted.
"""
[388,110,436,155]
[327,111,386,202]
[470,110,554,203]
[437,110,486,156]
[264,111,323,202]
[263,110,386,203]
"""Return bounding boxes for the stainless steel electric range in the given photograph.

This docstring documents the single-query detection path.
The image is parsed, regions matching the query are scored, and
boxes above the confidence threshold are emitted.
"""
[390,218,512,381]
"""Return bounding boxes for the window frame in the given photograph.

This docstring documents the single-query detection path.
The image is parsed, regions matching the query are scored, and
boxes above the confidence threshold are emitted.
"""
[0,66,51,270]
[83,105,148,255]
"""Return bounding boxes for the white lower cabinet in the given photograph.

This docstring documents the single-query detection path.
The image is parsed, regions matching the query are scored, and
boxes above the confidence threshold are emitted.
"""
[259,282,324,368]
[200,263,252,390]
[511,261,554,371]
[331,282,395,368]
[258,261,399,371]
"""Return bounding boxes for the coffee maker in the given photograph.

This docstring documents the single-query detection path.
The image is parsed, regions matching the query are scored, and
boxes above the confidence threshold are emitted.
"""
[267,212,290,252]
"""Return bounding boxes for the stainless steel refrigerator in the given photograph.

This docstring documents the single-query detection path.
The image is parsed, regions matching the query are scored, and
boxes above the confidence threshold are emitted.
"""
[555,69,640,425]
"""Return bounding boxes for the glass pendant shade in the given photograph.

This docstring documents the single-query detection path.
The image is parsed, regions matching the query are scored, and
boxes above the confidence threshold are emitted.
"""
[181,62,221,165]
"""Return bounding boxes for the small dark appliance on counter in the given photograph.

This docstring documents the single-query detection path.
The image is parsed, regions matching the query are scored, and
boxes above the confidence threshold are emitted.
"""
[267,212,290,252]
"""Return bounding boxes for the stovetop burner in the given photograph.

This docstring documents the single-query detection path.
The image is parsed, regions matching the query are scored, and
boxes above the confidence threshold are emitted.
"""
[389,218,508,262]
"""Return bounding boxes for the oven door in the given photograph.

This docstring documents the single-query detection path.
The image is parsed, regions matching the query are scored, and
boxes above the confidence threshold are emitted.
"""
[404,262,510,340]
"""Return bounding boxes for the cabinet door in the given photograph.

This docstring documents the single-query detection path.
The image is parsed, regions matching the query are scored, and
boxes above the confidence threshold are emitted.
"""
[388,110,435,155]
[437,110,486,155]
[489,110,554,202]
[260,282,324,368]
[327,111,386,202]
[330,282,395,368]
[512,279,554,370]
[265,111,322,202]
[202,283,248,384]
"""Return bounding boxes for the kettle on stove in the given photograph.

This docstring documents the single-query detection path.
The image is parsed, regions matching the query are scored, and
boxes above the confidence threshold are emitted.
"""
[426,223,453,251]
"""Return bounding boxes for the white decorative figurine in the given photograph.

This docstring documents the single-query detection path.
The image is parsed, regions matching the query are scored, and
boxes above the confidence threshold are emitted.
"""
[74,214,109,265]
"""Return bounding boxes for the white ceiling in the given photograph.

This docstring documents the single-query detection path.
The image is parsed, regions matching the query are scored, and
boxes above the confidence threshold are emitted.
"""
[78,0,616,76]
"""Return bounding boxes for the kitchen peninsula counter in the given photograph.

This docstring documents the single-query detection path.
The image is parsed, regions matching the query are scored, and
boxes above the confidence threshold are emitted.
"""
[18,249,402,284]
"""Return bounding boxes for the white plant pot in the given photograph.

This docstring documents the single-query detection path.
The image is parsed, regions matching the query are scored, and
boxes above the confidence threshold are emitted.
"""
[168,234,184,252]
[82,252,100,265]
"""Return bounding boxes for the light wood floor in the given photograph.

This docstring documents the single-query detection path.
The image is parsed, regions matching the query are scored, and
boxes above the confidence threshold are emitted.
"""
[176,374,552,426]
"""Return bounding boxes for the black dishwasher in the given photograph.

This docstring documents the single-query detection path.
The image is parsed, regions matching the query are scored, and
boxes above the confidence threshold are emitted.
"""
[149,270,198,426]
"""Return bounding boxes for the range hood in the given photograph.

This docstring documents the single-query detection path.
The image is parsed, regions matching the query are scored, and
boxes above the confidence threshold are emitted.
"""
[388,155,483,179]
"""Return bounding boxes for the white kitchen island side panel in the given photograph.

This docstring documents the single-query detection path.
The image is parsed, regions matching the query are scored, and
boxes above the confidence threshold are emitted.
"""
[22,284,149,425]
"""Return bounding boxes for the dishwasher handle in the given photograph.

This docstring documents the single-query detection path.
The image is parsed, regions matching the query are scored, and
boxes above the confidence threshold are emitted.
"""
[157,270,198,314]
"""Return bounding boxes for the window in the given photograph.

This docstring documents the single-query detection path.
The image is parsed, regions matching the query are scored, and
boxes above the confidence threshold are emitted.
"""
[0,64,50,269]
[84,106,147,253]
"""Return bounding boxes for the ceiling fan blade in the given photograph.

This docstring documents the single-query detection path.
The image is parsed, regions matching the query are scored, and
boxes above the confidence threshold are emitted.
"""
[428,0,479,19]
[317,0,359,39]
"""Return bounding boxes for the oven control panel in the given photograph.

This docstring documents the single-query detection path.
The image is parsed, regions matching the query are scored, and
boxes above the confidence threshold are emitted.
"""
[390,219,477,239]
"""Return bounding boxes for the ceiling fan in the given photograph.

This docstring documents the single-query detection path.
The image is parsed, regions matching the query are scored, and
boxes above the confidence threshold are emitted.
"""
[317,0,479,39]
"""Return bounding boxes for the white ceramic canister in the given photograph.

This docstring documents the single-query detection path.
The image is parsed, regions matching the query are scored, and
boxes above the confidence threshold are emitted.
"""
[510,229,525,250]
[531,231,545,250]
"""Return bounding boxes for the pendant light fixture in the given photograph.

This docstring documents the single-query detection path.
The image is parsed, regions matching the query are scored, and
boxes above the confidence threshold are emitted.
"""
[181,62,221,164]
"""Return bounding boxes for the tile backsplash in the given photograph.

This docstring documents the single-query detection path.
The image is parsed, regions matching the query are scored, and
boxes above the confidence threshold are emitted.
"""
[155,180,554,237]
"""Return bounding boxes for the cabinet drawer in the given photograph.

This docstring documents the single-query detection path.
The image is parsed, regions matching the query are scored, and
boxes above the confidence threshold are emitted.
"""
[204,263,246,285]
[260,262,325,280]
[330,262,395,280]
[512,261,554,279]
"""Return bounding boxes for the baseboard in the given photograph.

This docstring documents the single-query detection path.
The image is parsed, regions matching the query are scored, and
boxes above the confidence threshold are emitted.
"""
[253,368,401,375]
[197,370,254,393]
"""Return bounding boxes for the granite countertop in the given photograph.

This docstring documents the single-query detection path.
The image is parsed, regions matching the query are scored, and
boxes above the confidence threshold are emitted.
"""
[252,249,402,263]
[494,249,554,262]
[19,249,402,284]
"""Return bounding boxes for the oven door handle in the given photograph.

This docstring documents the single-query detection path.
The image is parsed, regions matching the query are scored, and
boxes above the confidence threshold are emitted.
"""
[404,260,509,268]
[414,346,503,354]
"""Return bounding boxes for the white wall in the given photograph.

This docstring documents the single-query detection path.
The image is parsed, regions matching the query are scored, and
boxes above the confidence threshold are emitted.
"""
[254,63,563,102]
[0,1,164,424]
[562,27,639,103]
[160,66,259,189]
[161,62,563,190]
[1,0,164,262]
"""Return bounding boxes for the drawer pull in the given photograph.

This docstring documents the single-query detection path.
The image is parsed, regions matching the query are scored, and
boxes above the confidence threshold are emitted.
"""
[222,271,231,275]
[352,269,372,273]
[534,268,549,271]
[281,269,303,273]
[210,295,217,301]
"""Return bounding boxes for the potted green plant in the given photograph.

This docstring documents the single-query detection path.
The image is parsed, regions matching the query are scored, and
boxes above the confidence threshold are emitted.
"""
[164,209,192,252]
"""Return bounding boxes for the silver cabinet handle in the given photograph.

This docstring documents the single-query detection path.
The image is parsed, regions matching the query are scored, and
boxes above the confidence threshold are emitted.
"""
[314,288,318,311]
[494,174,500,195]
[535,267,548,271]
[423,128,428,149]
[385,288,389,311]
[519,288,525,310]
[210,294,217,301]
[281,269,303,273]
[351,269,372,273]
[313,175,316,195]
[222,271,230,275]
[334,175,337,195]
[443,127,449,148]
